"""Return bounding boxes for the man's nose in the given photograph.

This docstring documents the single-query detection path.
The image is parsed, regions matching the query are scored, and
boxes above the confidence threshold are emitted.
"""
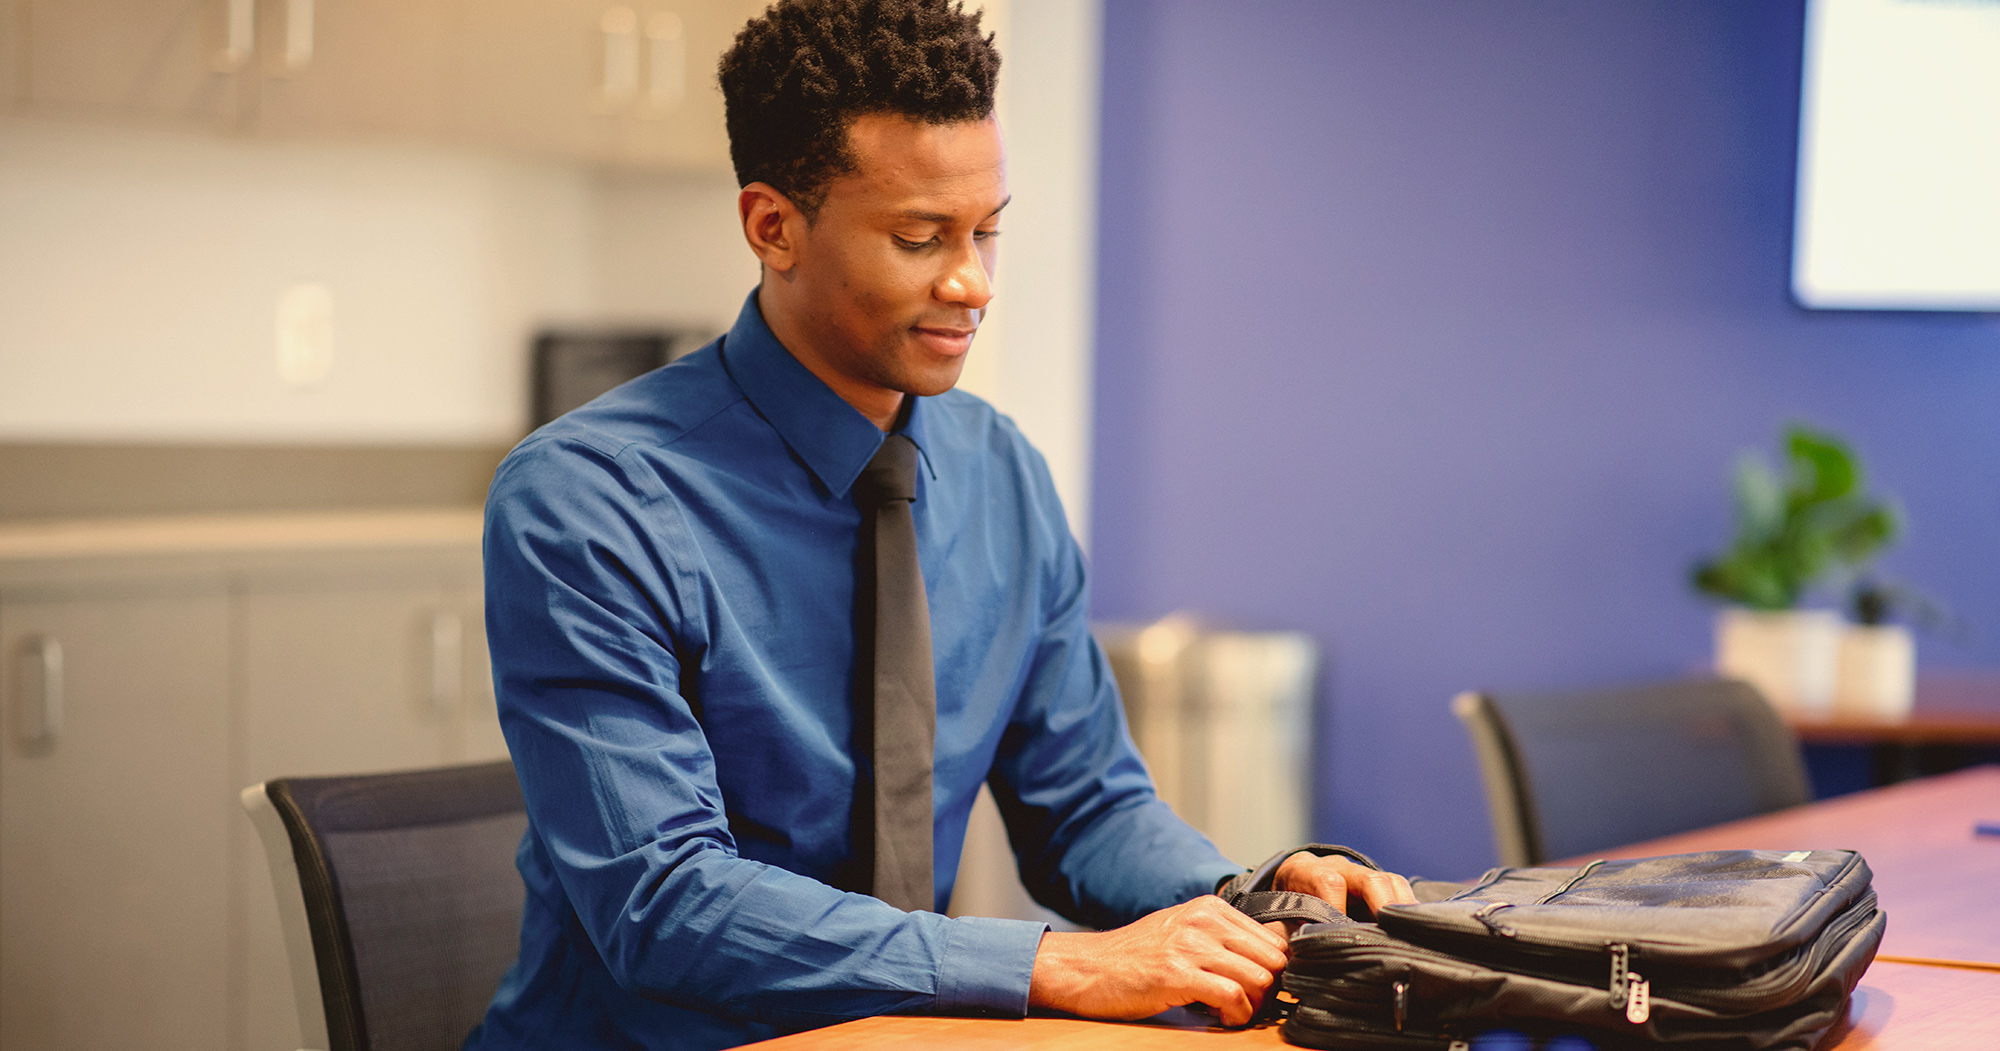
[936,240,994,310]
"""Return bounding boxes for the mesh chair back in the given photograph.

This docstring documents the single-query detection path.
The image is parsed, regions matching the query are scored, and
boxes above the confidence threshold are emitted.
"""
[1453,678,1811,867]
[259,761,528,1051]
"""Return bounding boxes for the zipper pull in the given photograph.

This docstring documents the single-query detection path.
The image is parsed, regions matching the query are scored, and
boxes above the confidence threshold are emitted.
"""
[1625,972,1651,1024]
[1607,943,1630,1011]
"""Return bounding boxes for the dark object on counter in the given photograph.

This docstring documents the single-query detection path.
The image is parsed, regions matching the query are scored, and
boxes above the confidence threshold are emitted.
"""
[531,329,706,429]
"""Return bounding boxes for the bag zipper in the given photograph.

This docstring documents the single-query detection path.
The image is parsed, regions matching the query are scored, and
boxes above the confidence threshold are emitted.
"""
[1535,859,1606,905]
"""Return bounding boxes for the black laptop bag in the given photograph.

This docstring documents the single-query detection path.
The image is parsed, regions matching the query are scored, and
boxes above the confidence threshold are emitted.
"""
[1222,844,1885,1051]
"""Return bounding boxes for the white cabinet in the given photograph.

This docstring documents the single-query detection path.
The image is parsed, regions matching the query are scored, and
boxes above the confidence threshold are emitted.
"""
[20,0,255,127]
[1,585,233,1051]
[1,0,25,108]
[19,0,456,136]
[0,510,504,1051]
[252,0,458,139]
[452,0,761,168]
[11,0,765,170]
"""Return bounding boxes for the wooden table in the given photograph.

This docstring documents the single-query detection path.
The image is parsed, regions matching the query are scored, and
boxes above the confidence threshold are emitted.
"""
[1790,676,2000,784]
[1566,764,2000,968]
[750,964,2000,1050]
[753,768,2000,1049]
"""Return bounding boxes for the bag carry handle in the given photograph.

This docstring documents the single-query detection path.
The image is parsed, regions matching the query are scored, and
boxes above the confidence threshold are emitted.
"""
[1220,843,1384,928]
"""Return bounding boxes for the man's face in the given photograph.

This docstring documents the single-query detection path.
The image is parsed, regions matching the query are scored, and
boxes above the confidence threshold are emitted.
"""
[780,114,1007,402]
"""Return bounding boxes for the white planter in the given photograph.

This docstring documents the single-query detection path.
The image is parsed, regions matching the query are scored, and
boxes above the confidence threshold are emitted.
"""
[1835,624,1916,720]
[1714,608,1842,718]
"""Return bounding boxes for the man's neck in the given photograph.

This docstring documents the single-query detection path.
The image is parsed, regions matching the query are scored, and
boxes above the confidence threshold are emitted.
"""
[757,284,904,432]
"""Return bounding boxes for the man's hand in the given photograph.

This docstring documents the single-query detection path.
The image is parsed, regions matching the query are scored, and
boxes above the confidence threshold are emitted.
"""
[1027,896,1289,1027]
[1271,853,1417,918]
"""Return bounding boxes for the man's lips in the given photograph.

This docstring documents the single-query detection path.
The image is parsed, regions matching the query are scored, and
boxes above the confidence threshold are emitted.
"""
[912,325,977,355]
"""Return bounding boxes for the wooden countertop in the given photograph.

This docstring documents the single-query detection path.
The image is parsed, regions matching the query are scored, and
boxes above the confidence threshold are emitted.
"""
[0,508,484,563]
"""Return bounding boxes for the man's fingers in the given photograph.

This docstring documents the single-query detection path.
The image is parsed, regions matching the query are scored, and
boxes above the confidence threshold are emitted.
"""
[1187,967,1262,1028]
[1360,875,1424,915]
[1203,899,1289,968]
[1347,867,1418,913]
[1273,854,1424,916]
[1028,897,1301,1026]
[1279,861,1348,913]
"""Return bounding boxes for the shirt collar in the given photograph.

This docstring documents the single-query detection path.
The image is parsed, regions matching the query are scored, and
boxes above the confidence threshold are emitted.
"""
[720,289,934,499]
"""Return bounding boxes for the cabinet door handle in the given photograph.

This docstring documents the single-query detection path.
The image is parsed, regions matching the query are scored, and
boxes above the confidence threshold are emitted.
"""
[601,6,641,108]
[216,0,255,72]
[428,611,464,717]
[644,13,686,115]
[284,0,315,72]
[13,636,63,754]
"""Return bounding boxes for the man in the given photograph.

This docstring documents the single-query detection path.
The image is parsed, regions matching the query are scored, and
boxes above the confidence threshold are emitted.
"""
[469,2,1413,1048]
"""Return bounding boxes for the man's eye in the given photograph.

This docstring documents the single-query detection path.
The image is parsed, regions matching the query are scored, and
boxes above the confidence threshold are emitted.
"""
[894,235,936,250]
[974,228,1001,242]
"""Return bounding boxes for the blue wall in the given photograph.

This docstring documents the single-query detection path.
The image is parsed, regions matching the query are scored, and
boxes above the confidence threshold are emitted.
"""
[1090,0,2000,878]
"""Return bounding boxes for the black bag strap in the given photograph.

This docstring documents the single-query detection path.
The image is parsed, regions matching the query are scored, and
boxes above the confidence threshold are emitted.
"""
[1220,843,1383,900]
[1230,889,1347,927]
[1219,843,1383,927]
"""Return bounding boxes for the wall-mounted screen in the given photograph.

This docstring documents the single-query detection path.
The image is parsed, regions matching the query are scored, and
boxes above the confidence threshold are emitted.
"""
[1793,0,2000,310]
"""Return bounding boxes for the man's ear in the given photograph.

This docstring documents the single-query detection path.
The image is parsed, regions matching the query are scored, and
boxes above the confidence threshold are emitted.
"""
[739,182,803,273]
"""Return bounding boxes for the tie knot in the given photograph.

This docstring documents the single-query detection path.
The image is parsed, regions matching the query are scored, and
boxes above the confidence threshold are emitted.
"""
[855,435,920,507]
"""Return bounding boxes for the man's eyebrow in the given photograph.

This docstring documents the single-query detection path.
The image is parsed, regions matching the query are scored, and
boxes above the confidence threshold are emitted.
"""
[893,196,1013,224]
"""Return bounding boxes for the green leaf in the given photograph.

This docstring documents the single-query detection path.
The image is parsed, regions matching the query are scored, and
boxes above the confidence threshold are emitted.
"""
[1732,454,1783,540]
[1785,426,1858,504]
[1693,424,1901,609]
[1827,503,1899,563]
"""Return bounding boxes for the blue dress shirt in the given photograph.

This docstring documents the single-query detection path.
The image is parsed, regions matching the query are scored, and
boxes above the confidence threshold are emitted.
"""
[467,292,1240,1050]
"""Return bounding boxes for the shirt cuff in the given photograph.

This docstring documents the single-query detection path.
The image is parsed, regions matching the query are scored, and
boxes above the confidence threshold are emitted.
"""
[1195,859,1248,899]
[935,916,1047,1018]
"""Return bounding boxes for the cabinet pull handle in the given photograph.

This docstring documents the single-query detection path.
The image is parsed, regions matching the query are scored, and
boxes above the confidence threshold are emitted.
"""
[217,0,255,72]
[644,13,686,115]
[601,6,641,108]
[14,636,63,754]
[284,0,315,71]
[428,611,464,717]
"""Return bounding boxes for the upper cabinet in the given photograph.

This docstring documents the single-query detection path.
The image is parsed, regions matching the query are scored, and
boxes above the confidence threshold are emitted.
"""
[9,0,763,171]
[253,0,456,139]
[1,0,23,108]
[21,0,253,126]
[453,0,759,169]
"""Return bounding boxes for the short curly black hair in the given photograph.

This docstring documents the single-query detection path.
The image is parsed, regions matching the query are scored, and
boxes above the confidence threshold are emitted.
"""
[718,0,1000,218]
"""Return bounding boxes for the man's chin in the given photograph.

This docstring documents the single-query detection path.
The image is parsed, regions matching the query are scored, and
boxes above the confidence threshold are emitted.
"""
[900,361,967,399]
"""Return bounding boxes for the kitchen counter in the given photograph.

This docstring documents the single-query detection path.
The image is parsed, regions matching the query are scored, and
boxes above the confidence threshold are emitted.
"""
[0,508,485,589]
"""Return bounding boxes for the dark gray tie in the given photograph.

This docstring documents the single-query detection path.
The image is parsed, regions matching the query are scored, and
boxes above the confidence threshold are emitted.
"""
[853,435,935,912]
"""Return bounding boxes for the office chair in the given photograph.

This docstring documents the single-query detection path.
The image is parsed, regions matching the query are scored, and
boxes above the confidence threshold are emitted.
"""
[1452,677,1812,867]
[241,761,528,1051]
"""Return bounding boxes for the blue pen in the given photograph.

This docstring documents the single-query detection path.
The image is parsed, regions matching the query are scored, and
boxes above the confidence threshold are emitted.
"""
[1976,822,2000,838]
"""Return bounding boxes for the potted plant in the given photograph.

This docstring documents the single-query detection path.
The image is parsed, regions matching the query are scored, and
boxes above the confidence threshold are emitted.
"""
[1692,425,1899,717]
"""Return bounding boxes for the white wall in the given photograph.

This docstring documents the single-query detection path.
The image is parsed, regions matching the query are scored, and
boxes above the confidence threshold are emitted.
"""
[0,117,606,444]
[592,168,761,331]
[961,0,1103,546]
